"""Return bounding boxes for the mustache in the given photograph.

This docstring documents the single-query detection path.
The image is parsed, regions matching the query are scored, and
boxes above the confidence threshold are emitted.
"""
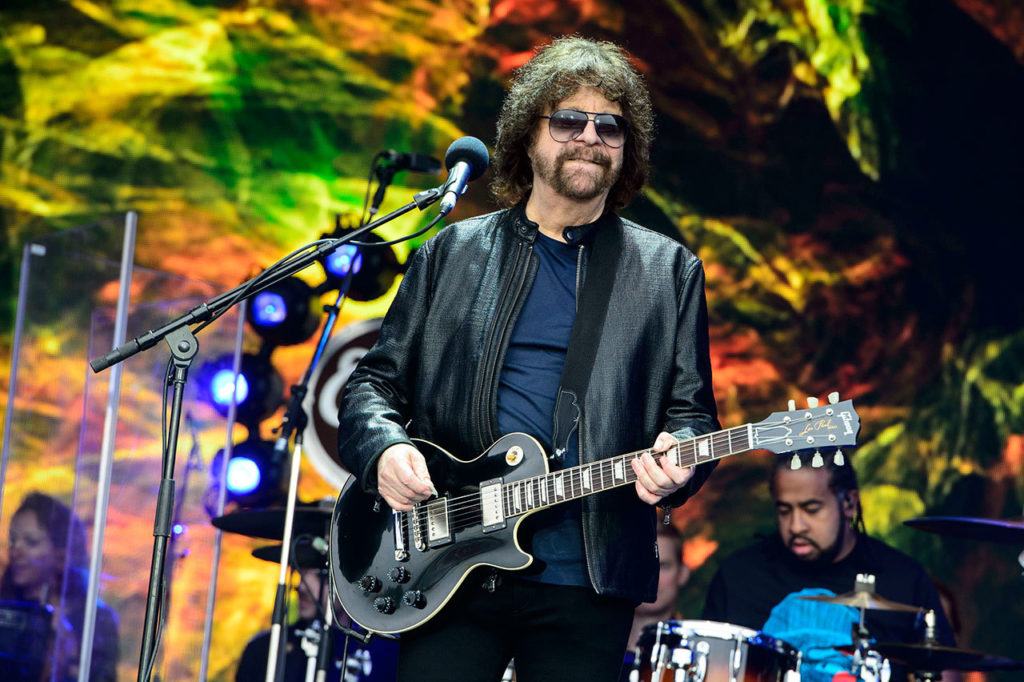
[788,535,821,550]
[557,149,611,167]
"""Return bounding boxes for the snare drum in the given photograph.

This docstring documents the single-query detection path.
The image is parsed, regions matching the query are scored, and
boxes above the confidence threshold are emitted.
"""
[630,620,801,682]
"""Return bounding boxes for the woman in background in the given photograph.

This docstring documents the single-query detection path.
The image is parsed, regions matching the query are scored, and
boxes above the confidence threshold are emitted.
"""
[0,492,119,681]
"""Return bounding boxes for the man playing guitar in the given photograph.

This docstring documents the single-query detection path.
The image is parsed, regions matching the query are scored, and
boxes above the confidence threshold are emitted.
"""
[337,36,720,682]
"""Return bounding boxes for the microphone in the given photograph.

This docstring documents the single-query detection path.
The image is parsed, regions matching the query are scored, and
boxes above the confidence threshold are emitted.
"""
[439,137,489,216]
[378,150,441,175]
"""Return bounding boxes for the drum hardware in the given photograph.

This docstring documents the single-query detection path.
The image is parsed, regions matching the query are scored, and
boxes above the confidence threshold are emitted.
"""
[798,574,921,614]
[903,515,1024,544]
[211,503,334,541]
[631,620,800,682]
[837,609,1024,678]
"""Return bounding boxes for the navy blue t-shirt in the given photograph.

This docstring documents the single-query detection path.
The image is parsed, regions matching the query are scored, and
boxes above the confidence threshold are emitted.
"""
[496,231,588,587]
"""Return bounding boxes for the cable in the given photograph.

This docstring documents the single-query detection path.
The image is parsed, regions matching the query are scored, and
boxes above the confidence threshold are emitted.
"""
[349,211,445,248]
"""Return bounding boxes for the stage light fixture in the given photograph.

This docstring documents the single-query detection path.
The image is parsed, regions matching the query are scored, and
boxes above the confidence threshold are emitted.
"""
[319,233,404,302]
[197,352,284,426]
[325,244,363,279]
[212,437,286,508]
[245,276,322,346]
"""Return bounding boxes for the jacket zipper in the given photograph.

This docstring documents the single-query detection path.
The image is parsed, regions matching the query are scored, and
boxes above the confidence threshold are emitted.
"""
[572,244,600,591]
[476,238,534,446]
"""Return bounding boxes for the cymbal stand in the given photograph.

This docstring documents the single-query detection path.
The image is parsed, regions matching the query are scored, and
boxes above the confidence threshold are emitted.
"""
[850,574,890,682]
[910,610,941,682]
[265,273,355,682]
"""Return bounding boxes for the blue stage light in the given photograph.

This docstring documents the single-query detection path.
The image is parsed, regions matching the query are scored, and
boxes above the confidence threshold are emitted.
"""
[325,245,363,278]
[226,455,262,495]
[208,438,284,509]
[210,368,249,407]
[199,354,283,425]
[245,277,321,346]
[251,291,289,327]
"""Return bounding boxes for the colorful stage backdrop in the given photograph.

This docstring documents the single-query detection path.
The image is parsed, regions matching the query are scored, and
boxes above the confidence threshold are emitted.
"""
[2,1,1023,680]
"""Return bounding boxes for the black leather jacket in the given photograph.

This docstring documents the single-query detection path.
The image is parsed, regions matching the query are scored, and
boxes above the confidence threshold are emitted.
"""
[338,205,719,603]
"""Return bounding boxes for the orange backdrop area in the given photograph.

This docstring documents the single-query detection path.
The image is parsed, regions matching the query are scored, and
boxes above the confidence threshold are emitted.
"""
[2,1,1024,680]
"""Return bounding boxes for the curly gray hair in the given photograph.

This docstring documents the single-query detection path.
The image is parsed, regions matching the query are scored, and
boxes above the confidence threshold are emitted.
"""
[490,36,655,211]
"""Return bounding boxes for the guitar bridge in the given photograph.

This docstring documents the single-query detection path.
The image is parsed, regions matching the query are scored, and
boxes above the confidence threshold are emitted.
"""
[480,478,506,532]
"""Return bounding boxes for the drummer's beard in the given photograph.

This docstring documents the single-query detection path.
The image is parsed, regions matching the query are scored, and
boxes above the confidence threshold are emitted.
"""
[787,517,848,568]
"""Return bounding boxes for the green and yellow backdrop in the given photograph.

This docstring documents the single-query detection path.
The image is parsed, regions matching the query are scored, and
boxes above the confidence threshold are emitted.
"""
[2,1,1023,680]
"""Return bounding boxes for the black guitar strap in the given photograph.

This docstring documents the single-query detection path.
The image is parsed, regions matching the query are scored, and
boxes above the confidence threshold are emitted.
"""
[550,214,623,461]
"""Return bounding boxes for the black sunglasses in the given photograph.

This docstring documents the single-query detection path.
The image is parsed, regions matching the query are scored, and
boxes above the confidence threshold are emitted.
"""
[539,109,628,148]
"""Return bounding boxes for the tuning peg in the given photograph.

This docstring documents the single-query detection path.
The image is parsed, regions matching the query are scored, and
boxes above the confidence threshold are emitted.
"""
[806,396,819,408]
[787,399,796,412]
[811,450,824,468]
[833,449,845,466]
[790,454,802,470]
[828,392,839,405]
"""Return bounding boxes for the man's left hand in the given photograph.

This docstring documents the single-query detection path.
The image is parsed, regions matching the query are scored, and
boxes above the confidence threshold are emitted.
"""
[632,431,695,504]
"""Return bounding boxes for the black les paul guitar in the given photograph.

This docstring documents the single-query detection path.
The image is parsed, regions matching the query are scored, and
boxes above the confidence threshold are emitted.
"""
[329,396,860,634]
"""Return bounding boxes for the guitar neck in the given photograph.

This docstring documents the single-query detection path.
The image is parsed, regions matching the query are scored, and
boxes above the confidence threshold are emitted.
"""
[501,424,754,516]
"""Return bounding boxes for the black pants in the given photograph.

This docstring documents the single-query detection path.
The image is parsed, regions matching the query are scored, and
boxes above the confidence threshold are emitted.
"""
[396,573,635,682]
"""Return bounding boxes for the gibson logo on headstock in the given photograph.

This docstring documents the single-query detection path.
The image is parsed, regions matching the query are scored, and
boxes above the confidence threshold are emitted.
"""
[840,411,855,436]
[798,418,836,438]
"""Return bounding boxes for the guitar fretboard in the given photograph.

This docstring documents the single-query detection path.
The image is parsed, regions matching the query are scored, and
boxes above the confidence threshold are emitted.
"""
[500,424,753,516]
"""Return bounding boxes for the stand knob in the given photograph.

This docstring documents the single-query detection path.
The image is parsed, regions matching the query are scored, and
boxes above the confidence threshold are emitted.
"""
[388,566,411,583]
[403,590,426,608]
[372,596,397,614]
[358,575,382,593]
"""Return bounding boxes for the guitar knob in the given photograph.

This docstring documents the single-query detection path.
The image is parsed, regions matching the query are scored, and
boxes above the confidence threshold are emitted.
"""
[403,590,426,608]
[372,596,397,614]
[388,566,410,583]
[358,575,382,593]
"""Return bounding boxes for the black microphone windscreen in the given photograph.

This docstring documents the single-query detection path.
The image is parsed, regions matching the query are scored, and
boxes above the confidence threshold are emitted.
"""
[444,136,489,180]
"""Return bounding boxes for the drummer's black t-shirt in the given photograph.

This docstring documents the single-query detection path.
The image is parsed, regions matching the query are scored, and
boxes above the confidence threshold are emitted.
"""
[702,534,955,646]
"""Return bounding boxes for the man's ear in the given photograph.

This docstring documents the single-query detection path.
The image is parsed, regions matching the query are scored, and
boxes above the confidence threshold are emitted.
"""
[841,489,860,522]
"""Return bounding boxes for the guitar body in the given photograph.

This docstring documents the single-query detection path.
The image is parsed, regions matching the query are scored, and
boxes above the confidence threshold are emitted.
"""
[329,433,548,634]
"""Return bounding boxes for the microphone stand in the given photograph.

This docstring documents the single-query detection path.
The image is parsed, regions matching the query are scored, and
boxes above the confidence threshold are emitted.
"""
[89,186,442,682]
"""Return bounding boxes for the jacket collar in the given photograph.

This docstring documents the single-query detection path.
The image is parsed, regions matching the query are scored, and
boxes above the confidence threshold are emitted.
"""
[507,201,617,246]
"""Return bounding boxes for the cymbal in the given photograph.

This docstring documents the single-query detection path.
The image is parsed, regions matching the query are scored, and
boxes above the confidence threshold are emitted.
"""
[904,516,1024,544]
[212,504,332,540]
[251,543,328,569]
[839,642,1024,672]
[799,591,922,612]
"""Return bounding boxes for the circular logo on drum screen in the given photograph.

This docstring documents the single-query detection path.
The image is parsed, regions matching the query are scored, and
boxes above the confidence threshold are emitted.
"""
[302,318,382,488]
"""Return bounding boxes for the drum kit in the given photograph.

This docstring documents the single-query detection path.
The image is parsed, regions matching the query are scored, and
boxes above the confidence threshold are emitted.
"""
[631,515,1024,682]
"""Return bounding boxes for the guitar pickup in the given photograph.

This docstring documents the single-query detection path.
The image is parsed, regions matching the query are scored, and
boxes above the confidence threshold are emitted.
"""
[425,497,452,547]
[480,478,506,532]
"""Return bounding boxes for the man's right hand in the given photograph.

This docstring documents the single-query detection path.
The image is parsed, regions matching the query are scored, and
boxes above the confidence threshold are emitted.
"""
[376,443,435,511]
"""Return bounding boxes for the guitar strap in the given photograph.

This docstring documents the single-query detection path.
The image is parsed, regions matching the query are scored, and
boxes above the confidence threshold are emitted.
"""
[550,214,623,462]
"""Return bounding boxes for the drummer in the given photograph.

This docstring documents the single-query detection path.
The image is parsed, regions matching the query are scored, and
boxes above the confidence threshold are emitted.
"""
[703,452,955,679]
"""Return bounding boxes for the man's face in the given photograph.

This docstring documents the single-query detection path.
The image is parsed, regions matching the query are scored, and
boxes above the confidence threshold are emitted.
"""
[773,467,850,562]
[529,86,625,203]
[297,568,324,620]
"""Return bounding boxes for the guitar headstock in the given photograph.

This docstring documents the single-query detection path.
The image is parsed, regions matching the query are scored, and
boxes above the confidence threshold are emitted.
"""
[751,392,860,462]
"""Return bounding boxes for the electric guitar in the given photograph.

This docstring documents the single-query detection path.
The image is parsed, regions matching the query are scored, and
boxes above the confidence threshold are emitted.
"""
[329,395,860,634]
